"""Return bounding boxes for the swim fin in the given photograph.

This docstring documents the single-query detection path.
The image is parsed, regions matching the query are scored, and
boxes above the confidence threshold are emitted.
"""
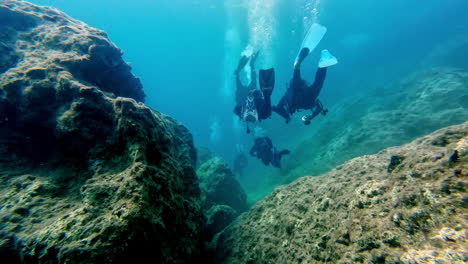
[295,23,327,62]
[259,68,275,97]
[318,49,338,68]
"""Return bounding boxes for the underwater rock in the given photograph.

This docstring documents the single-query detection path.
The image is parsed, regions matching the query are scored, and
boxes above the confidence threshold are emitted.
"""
[0,1,202,263]
[204,205,238,242]
[284,67,468,180]
[197,156,248,245]
[215,122,468,263]
[0,0,144,102]
[196,156,248,260]
[197,157,249,214]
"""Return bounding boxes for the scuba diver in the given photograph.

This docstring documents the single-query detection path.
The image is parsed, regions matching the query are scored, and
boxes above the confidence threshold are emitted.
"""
[233,52,275,133]
[249,137,290,168]
[272,48,337,125]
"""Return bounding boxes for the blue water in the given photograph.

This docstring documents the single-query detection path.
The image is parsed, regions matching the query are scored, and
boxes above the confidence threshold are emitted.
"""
[29,0,468,201]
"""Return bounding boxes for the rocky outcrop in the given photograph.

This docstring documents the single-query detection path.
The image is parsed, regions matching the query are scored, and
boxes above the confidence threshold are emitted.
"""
[197,157,248,242]
[0,1,202,263]
[284,67,468,181]
[198,157,248,214]
[0,0,144,102]
[204,205,238,243]
[215,122,467,263]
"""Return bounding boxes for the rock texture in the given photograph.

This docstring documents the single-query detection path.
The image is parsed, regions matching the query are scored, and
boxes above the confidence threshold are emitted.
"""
[216,122,468,263]
[0,1,202,263]
[197,157,248,242]
[284,67,468,181]
[198,157,249,214]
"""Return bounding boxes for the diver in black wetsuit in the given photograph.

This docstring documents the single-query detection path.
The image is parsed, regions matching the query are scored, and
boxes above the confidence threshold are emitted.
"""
[273,48,336,125]
[249,137,290,168]
[233,52,275,133]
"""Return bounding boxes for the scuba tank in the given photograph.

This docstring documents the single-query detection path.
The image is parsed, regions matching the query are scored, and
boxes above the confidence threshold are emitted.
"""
[242,93,258,123]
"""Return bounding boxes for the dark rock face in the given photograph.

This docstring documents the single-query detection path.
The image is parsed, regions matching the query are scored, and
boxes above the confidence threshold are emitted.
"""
[204,205,238,242]
[197,157,248,214]
[197,157,248,244]
[0,1,202,263]
[215,122,468,263]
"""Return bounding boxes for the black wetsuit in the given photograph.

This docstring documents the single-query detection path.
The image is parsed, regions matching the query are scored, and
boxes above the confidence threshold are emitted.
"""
[234,65,272,122]
[274,67,327,122]
[250,137,290,168]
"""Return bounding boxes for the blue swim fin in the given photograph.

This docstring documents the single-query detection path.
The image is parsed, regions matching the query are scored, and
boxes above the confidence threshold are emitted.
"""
[318,49,338,68]
[295,23,327,62]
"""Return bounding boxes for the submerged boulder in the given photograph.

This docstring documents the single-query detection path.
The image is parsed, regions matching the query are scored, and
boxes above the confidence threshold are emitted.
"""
[0,0,144,102]
[197,157,248,243]
[216,122,467,263]
[197,157,248,214]
[204,205,238,242]
[0,1,202,263]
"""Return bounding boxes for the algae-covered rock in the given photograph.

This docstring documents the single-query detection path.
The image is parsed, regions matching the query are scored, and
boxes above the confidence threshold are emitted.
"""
[0,1,202,263]
[216,122,468,263]
[204,205,238,242]
[0,0,144,102]
[197,157,248,246]
[197,157,248,214]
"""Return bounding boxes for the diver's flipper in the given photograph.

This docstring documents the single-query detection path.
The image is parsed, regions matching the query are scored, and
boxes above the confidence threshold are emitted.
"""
[236,55,249,73]
[259,68,275,97]
[295,23,327,62]
[318,49,338,68]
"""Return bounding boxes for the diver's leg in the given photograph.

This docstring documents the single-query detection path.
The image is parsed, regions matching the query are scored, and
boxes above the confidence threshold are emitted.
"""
[292,69,302,88]
[235,55,249,74]
[291,48,309,89]
[250,67,257,89]
[289,48,309,111]
[308,67,327,102]
[250,51,259,85]
[294,47,310,69]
